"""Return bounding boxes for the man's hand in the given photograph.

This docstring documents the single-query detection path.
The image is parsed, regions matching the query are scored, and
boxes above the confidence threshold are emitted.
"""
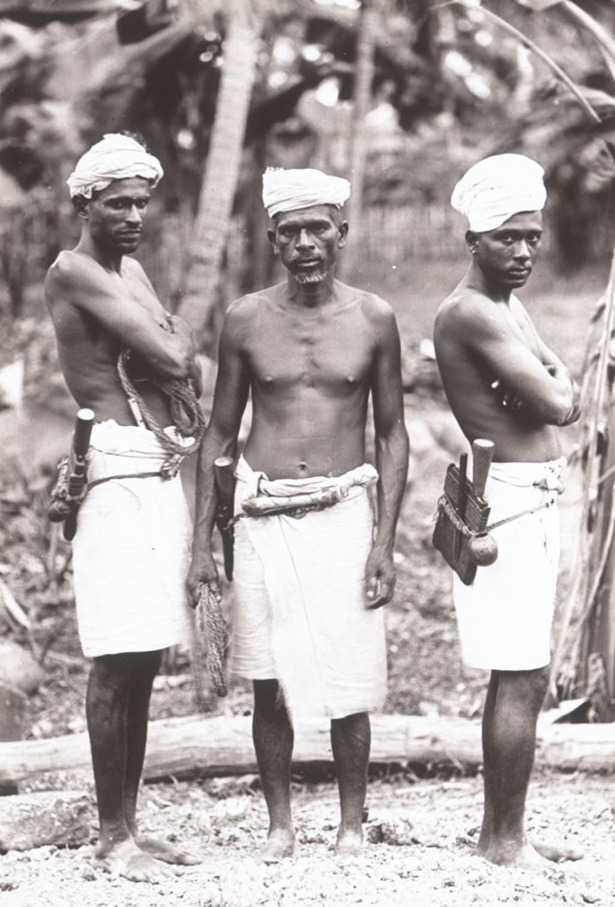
[186,550,220,609]
[545,364,581,426]
[169,314,193,337]
[364,546,396,610]
[491,379,523,413]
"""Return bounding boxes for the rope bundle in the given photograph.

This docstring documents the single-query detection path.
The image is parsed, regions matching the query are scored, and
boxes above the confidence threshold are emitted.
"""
[195,583,228,697]
[117,350,206,476]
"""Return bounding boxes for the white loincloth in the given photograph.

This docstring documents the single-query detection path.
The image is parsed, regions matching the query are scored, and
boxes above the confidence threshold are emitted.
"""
[231,456,387,721]
[453,458,565,672]
[72,420,192,658]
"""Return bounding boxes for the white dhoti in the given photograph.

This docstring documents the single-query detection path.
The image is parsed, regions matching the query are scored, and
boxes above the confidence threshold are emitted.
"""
[453,458,565,672]
[72,420,192,658]
[231,457,388,721]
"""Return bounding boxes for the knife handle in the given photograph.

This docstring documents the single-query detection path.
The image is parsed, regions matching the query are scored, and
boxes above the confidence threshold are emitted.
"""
[472,439,495,499]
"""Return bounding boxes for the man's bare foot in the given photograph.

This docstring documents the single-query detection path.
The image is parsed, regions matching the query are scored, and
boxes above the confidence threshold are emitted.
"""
[532,840,583,863]
[335,827,363,856]
[137,835,202,866]
[260,828,296,862]
[94,839,173,883]
[478,839,549,871]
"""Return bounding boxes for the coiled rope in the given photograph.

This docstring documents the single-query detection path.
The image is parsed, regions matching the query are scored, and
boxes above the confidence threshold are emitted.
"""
[117,350,206,477]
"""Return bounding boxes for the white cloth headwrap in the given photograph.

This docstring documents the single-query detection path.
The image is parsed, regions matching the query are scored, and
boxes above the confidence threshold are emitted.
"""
[451,153,546,233]
[262,167,350,218]
[67,133,163,199]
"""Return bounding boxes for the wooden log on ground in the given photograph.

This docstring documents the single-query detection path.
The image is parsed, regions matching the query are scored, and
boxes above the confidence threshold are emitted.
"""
[0,714,614,787]
[0,791,94,852]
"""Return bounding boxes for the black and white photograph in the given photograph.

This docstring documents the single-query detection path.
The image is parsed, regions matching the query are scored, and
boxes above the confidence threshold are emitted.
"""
[0,1,614,905]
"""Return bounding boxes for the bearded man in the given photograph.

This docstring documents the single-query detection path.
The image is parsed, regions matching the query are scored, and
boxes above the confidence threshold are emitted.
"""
[188,167,409,858]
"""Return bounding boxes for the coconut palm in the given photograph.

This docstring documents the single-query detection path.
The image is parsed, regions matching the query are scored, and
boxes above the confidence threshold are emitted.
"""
[176,0,259,343]
[338,0,380,281]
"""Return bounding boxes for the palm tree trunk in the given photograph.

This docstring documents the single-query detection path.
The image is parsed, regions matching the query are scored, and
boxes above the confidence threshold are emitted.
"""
[338,0,379,282]
[177,0,257,346]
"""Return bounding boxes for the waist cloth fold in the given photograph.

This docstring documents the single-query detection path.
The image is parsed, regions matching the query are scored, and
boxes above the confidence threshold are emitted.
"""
[71,420,192,658]
[453,457,566,671]
[230,456,387,721]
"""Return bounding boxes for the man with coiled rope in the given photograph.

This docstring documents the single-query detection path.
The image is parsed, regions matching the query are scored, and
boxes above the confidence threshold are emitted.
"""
[44,133,203,882]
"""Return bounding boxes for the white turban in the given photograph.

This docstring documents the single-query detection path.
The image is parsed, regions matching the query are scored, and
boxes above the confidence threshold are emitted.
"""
[451,154,546,233]
[262,167,350,218]
[67,133,163,199]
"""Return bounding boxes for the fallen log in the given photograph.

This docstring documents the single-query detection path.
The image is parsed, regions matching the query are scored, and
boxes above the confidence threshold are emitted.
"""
[0,714,614,786]
[0,791,94,852]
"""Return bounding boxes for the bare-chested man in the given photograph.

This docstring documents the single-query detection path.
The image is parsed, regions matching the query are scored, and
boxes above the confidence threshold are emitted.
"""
[188,167,409,858]
[45,133,202,881]
[434,154,581,868]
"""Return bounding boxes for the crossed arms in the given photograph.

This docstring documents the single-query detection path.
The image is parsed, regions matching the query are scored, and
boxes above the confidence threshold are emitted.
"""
[458,294,580,426]
[45,251,198,384]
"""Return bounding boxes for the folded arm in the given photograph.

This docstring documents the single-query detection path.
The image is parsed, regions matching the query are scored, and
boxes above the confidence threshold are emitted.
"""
[464,297,580,426]
[46,253,196,380]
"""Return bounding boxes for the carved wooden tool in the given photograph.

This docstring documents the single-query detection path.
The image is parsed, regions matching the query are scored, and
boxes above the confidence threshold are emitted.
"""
[214,456,235,582]
[471,438,495,499]
[63,408,95,541]
[433,439,495,585]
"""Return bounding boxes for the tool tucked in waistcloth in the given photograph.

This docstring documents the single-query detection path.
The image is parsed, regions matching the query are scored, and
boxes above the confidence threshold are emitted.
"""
[432,438,497,585]
[213,455,236,582]
[48,408,95,541]
[48,351,206,541]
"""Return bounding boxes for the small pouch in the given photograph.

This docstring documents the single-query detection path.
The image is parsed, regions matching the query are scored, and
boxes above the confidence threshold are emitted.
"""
[432,461,494,586]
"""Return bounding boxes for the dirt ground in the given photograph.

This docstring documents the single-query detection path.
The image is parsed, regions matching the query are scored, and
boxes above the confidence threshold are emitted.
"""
[1,261,614,906]
[1,770,614,907]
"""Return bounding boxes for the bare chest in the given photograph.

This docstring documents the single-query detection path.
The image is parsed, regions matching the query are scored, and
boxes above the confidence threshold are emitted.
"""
[502,297,542,356]
[248,314,373,392]
[112,266,167,322]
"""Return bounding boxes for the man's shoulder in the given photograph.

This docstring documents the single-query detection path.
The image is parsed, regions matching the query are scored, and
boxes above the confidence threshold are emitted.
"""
[46,249,74,282]
[336,281,394,319]
[46,248,99,288]
[436,286,495,327]
[227,284,283,318]
[44,250,82,304]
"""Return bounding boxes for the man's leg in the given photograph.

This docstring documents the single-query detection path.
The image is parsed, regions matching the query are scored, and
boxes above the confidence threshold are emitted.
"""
[86,651,170,881]
[330,711,370,855]
[478,666,549,867]
[122,650,162,833]
[477,670,498,850]
[121,652,201,866]
[252,679,296,858]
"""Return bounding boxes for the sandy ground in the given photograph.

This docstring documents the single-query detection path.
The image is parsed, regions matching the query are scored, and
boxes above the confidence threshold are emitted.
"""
[1,770,614,907]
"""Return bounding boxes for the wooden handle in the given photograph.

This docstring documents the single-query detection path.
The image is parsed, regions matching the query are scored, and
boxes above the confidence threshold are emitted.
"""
[73,408,95,458]
[213,455,235,498]
[472,438,495,499]
[458,452,468,520]
[213,456,235,582]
